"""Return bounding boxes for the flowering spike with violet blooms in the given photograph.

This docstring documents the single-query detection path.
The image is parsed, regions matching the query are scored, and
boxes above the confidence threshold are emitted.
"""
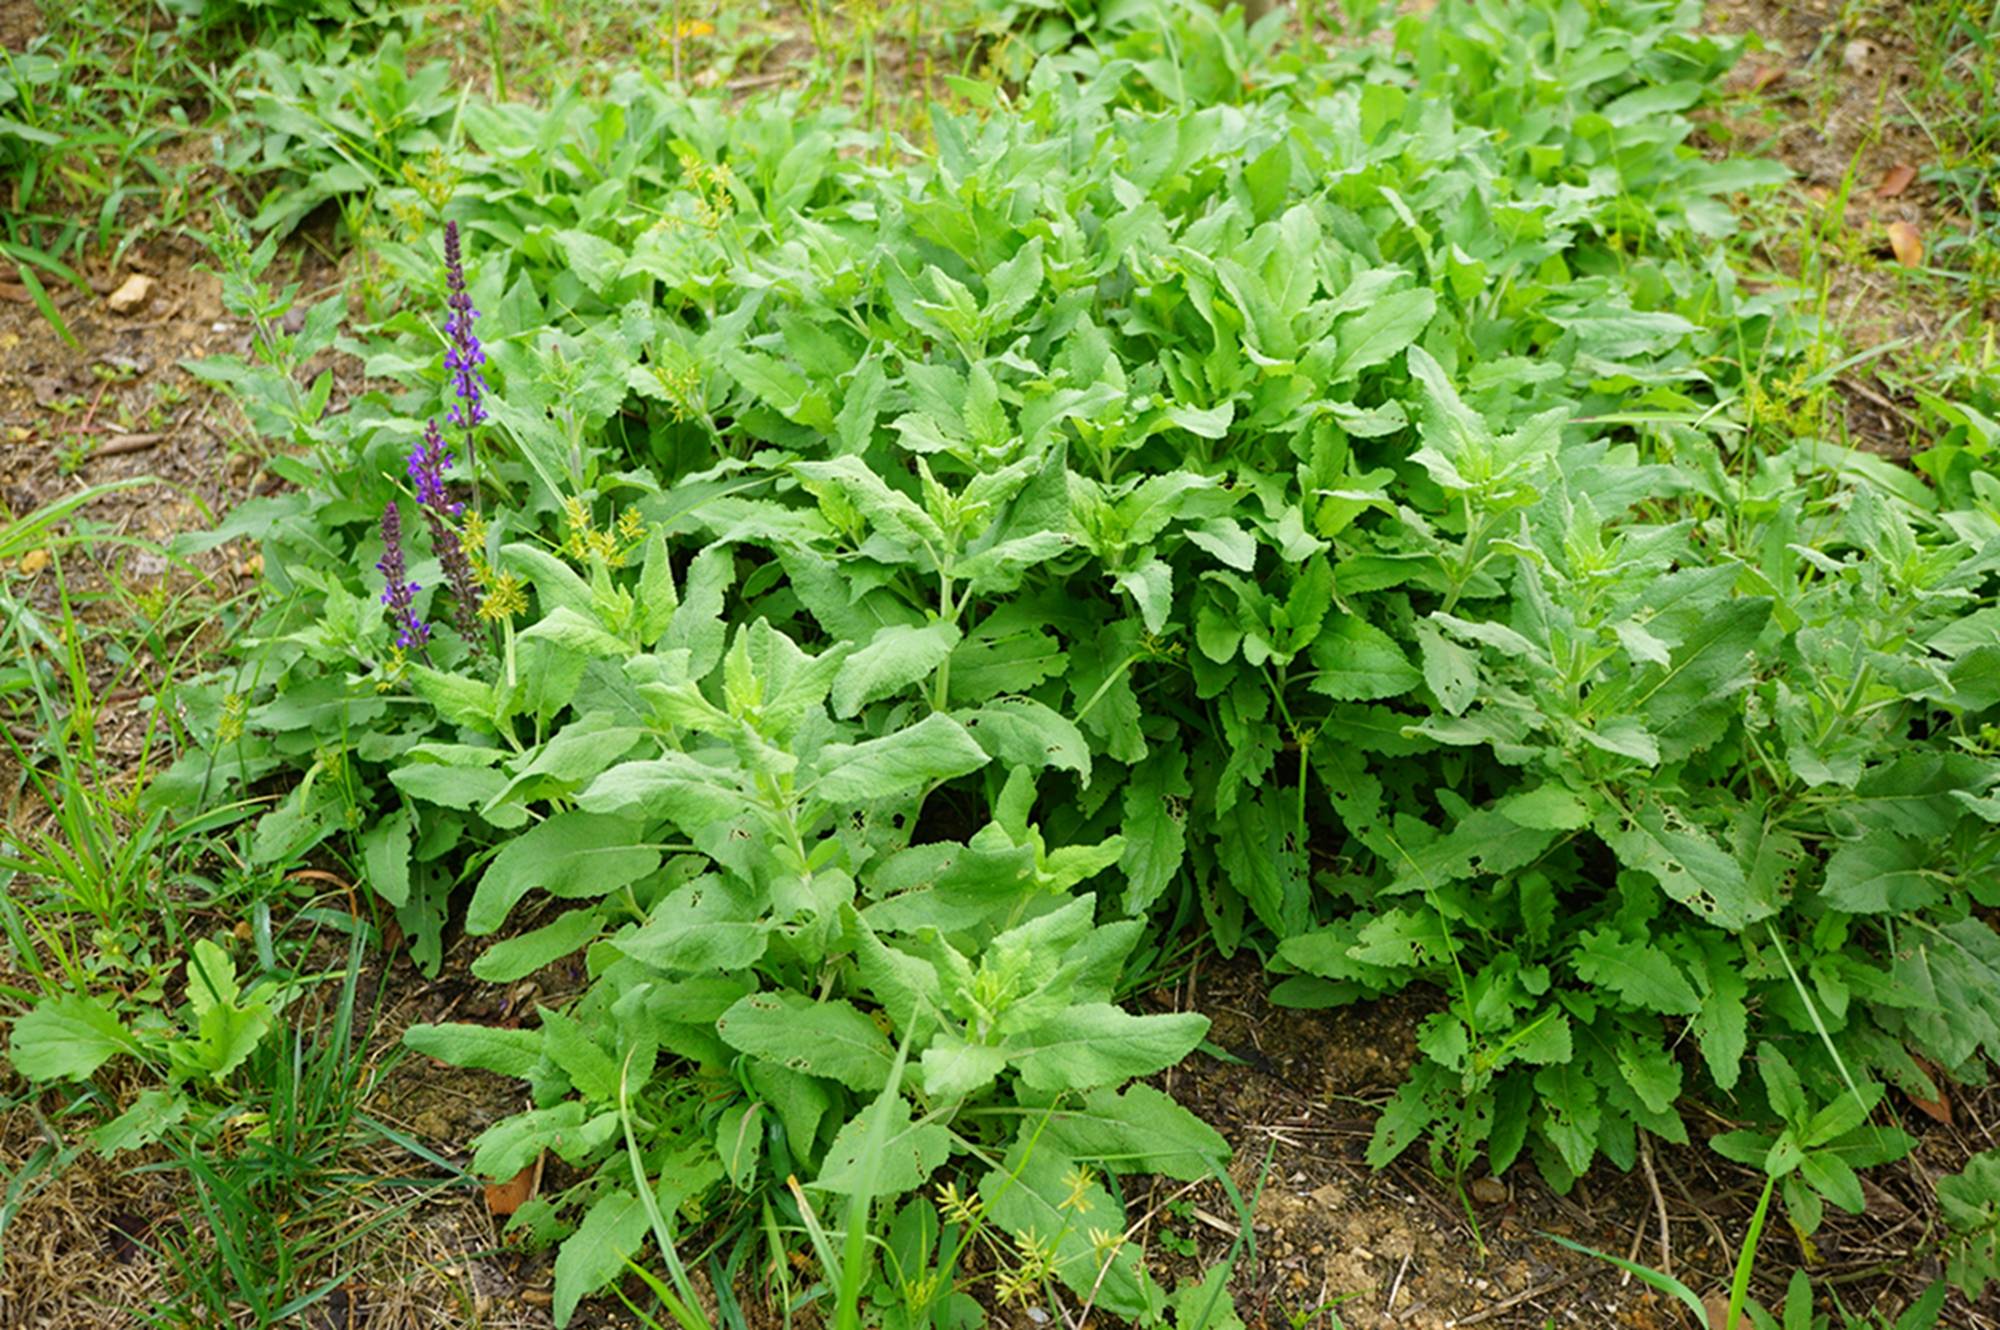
[408,419,463,518]
[410,420,484,649]
[442,220,487,437]
[377,502,430,654]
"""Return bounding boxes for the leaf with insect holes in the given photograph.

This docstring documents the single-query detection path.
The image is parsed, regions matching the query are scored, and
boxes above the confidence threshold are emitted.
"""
[1598,801,1776,930]
[716,992,895,1091]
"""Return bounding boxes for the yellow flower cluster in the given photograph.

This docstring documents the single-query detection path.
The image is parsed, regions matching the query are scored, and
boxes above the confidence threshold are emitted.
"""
[561,497,650,567]
[676,149,736,230]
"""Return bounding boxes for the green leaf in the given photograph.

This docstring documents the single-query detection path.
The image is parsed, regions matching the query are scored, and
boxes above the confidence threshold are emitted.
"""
[1120,748,1191,914]
[93,1088,190,1156]
[1308,614,1421,701]
[538,1005,622,1102]
[618,875,771,974]
[519,606,631,658]
[554,1189,650,1326]
[831,622,961,717]
[1571,930,1700,1015]
[1331,287,1437,380]
[1415,618,1478,716]
[979,1135,1158,1319]
[1535,1062,1600,1178]
[403,1022,546,1078]
[1598,801,1775,930]
[813,1094,951,1197]
[716,992,895,1092]
[359,807,414,908]
[472,909,603,983]
[1041,1084,1230,1181]
[960,697,1092,785]
[1632,598,1771,760]
[8,995,136,1082]
[811,713,989,803]
[718,1101,765,1191]
[1007,1004,1209,1093]
[1114,558,1174,636]
[1819,836,1943,913]
[1500,784,1593,831]
[465,812,660,936]
[920,1033,1009,1100]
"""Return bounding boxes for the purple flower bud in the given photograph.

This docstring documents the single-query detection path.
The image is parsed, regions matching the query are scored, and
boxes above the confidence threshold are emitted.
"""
[377,502,430,653]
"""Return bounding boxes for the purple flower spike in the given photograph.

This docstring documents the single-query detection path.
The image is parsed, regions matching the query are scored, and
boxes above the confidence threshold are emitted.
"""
[408,419,463,518]
[443,220,487,434]
[377,502,430,653]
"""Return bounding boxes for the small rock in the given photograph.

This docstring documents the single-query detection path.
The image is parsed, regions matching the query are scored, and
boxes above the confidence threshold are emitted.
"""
[129,551,169,578]
[1470,1176,1509,1206]
[107,273,156,315]
[1841,38,1877,75]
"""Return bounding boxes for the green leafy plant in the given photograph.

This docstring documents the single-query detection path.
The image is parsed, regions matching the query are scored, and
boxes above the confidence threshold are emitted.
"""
[153,0,2000,1322]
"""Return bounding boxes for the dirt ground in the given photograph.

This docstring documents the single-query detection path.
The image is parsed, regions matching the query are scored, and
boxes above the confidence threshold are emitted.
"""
[3,1,1999,1328]
[1702,0,1997,460]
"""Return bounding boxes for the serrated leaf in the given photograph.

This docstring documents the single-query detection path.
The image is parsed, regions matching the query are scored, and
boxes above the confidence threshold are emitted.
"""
[1572,929,1700,1014]
[1007,1004,1209,1093]
[1598,801,1775,930]
[1820,836,1943,913]
[1309,614,1421,700]
[8,995,135,1082]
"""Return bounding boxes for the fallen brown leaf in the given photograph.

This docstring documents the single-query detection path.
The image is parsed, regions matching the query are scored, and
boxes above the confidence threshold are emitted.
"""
[1877,163,1917,198]
[1887,220,1924,267]
[107,272,155,315]
[1703,1292,1754,1330]
[484,1153,544,1216]
[1906,1053,1953,1124]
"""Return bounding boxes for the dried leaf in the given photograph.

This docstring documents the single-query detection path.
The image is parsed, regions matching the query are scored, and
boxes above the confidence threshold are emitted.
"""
[1905,1053,1953,1124]
[1703,1292,1754,1330]
[107,272,155,315]
[1877,163,1917,198]
[1886,220,1923,268]
[1749,63,1783,93]
[484,1153,544,1216]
